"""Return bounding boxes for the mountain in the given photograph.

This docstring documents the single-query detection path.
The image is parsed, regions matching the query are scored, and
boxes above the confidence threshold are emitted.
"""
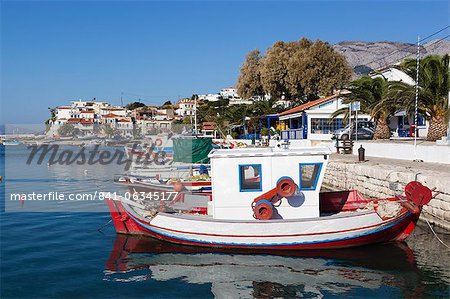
[333,40,450,76]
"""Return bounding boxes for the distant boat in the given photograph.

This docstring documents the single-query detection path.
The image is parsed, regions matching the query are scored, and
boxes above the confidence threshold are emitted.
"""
[1,139,21,146]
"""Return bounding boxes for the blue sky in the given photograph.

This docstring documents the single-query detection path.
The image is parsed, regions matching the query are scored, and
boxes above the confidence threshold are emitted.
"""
[1,1,449,124]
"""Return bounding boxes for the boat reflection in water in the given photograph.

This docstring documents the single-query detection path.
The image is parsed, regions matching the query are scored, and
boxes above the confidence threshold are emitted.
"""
[104,234,425,298]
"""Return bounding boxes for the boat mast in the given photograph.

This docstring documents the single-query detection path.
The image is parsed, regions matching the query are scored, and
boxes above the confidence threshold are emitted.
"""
[194,96,198,135]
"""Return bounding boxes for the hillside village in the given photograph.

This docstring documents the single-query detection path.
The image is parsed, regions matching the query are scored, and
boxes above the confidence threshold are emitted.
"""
[46,86,255,138]
[46,59,447,144]
[44,36,449,145]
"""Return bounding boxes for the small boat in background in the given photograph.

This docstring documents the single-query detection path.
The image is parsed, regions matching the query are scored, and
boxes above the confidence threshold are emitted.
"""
[106,144,434,250]
[114,172,211,195]
[1,139,21,146]
[117,136,213,190]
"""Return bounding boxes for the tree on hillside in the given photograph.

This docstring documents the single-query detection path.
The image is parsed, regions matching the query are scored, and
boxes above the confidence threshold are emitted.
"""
[260,41,294,100]
[390,54,449,141]
[288,40,352,101]
[237,50,265,99]
[285,38,313,100]
[161,100,172,107]
[239,38,352,103]
[331,76,397,139]
[45,108,57,132]
[126,102,146,110]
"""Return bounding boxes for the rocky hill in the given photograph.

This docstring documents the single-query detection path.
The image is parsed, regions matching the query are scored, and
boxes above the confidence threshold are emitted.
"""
[333,39,450,76]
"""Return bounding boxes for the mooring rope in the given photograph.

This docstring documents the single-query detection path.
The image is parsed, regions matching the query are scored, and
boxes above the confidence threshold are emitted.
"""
[424,217,450,251]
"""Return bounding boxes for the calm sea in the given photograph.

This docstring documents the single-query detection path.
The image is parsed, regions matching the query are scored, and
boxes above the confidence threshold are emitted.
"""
[1,146,449,298]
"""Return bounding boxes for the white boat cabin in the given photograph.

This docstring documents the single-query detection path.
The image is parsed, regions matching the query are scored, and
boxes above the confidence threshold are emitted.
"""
[208,146,330,220]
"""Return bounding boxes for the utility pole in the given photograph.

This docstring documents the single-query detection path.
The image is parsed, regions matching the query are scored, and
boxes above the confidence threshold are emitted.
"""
[349,103,352,141]
[414,35,420,160]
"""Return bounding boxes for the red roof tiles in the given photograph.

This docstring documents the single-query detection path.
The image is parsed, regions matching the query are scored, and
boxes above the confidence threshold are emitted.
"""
[67,118,81,123]
[80,119,94,125]
[103,113,120,118]
[117,118,131,123]
[278,94,339,116]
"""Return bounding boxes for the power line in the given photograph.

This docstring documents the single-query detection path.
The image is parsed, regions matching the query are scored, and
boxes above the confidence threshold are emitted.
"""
[421,35,450,52]
[420,25,450,42]
[384,34,450,67]
[364,25,449,68]
[367,25,449,67]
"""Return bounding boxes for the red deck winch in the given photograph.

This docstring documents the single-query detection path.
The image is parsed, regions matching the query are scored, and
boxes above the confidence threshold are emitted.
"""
[404,181,432,207]
[252,178,297,220]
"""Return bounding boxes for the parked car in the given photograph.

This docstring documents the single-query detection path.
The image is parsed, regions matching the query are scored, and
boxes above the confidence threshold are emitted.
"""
[332,121,374,140]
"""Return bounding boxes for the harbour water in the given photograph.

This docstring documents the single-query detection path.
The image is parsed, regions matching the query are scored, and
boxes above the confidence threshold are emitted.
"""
[1,146,449,298]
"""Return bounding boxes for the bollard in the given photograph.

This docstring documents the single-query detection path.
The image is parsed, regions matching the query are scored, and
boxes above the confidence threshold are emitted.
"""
[358,145,365,161]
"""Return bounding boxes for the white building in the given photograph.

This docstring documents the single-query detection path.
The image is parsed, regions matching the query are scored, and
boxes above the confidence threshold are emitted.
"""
[55,106,74,120]
[116,118,134,137]
[228,98,254,105]
[140,119,172,135]
[175,98,195,116]
[219,87,239,99]
[99,107,127,117]
[48,99,133,137]
[80,110,95,120]
[370,66,427,138]
[198,94,221,102]
[279,94,370,141]
[101,113,122,125]
[370,66,415,85]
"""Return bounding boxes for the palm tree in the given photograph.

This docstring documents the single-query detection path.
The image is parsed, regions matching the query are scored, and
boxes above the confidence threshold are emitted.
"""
[331,76,398,139]
[389,55,449,141]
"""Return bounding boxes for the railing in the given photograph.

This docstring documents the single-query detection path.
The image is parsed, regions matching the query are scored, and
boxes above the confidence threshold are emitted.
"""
[281,128,304,140]
[239,133,261,140]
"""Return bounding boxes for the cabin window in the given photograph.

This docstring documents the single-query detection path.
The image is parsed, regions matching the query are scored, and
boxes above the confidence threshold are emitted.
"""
[299,163,322,190]
[239,164,262,192]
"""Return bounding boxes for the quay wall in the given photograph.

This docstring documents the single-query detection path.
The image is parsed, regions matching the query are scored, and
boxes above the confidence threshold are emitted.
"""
[323,157,450,231]
[351,141,450,164]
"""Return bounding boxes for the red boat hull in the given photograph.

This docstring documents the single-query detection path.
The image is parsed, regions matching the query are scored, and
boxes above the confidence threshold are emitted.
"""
[106,198,420,250]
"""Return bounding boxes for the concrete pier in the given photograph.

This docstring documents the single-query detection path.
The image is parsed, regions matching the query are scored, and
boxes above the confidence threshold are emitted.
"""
[323,154,450,231]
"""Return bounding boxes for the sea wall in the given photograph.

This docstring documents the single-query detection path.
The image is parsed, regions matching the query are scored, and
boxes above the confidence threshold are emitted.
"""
[351,141,450,164]
[323,155,450,231]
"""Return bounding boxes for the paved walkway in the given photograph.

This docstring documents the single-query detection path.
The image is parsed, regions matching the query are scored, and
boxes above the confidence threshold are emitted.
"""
[330,153,450,176]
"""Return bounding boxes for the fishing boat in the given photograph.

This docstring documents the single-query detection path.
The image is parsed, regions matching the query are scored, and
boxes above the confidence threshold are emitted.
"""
[114,172,211,195]
[120,136,213,181]
[106,144,434,250]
